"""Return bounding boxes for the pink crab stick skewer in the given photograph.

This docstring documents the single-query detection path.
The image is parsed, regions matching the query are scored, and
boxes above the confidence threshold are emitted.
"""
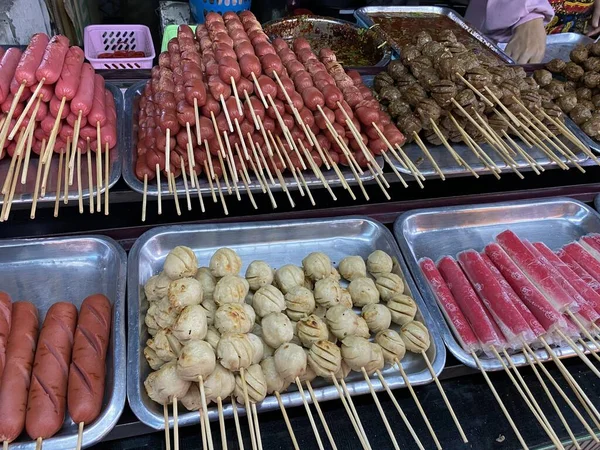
[556,248,600,295]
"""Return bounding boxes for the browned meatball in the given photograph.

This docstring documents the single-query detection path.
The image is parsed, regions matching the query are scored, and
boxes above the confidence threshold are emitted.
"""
[403,83,428,106]
[415,98,442,130]
[379,85,403,104]
[577,87,593,101]
[564,62,585,81]
[512,66,528,79]
[547,58,567,73]
[482,84,504,110]
[374,72,394,93]
[487,66,511,85]
[581,117,600,138]
[430,80,458,108]
[523,77,539,90]
[414,31,432,49]
[438,30,458,44]
[386,60,407,80]
[533,69,553,87]
[453,89,478,110]
[401,45,421,65]
[539,89,553,103]
[424,126,448,146]
[396,114,422,139]
[583,57,600,72]
[583,71,600,89]
[445,42,468,56]
[544,79,566,99]
[421,41,444,59]
[457,53,480,72]
[501,79,522,105]
[418,69,440,89]
[591,41,600,57]
[570,45,589,64]
[570,103,593,125]
[488,115,508,135]
[592,94,600,108]
[387,99,412,119]
[465,67,492,89]
[564,80,578,92]
[557,92,578,113]
[543,101,563,120]
[394,72,418,89]
[521,90,543,111]
[437,57,465,82]
[409,58,433,79]
[580,99,595,110]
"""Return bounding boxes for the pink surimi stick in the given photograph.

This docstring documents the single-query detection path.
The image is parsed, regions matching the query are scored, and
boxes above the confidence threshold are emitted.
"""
[457,249,536,345]
[419,258,481,354]
[556,248,600,295]
[580,234,600,259]
[563,242,600,284]
[480,253,545,339]
[496,230,576,313]
[437,256,507,351]
[533,242,600,321]
[485,243,568,333]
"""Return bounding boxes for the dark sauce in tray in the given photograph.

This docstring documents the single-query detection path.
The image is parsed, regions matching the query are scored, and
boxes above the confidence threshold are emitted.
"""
[370,13,502,61]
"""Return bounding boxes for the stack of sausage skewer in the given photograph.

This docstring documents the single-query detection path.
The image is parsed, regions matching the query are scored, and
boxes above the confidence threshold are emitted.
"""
[420,230,600,450]
[0,292,112,450]
[0,34,117,221]
[142,246,464,450]
[134,11,409,221]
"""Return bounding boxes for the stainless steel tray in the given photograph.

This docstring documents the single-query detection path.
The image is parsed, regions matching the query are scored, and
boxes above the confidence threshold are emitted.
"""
[122,81,380,197]
[360,74,590,178]
[0,83,123,205]
[127,217,445,430]
[394,197,600,371]
[499,33,594,63]
[354,6,513,64]
[0,235,127,449]
[262,15,391,68]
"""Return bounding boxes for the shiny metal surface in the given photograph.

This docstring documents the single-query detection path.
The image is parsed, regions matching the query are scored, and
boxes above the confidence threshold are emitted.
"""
[0,83,123,205]
[361,74,589,178]
[394,197,600,370]
[262,15,391,68]
[499,33,594,63]
[354,6,514,64]
[0,235,127,449]
[122,81,380,197]
[127,217,445,430]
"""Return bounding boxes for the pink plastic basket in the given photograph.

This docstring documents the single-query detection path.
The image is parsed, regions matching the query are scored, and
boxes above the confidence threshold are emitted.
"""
[84,24,155,70]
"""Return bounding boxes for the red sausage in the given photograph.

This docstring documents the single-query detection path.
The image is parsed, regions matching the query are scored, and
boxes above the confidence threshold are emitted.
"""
[136,153,156,180]
[266,98,285,120]
[0,292,11,382]
[260,54,284,77]
[322,84,344,110]
[36,83,54,102]
[14,33,50,87]
[218,57,241,84]
[184,78,207,107]
[88,75,107,126]
[245,96,265,122]
[201,93,221,117]
[235,77,254,96]
[177,100,195,125]
[67,294,112,425]
[0,302,39,443]
[147,149,166,171]
[302,87,325,111]
[36,35,70,84]
[208,75,231,100]
[70,63,95,116]
[25,303,77,440]
[239,54,261,79]
[67,112,88,128]
[276,76,295,101]
[0,48,22,104]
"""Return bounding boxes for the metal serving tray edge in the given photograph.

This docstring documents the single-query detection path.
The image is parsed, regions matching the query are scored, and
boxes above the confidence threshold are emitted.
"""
[0,83,123,206]
[394,197,600,371]
[0,235,127,449]
[122,81,380,197]
[127,216,445,430]
[354,6,514,64]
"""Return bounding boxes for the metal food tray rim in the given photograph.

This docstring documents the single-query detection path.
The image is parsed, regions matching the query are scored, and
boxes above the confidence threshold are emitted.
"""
[353,5,514,64]
[122,81,381,197]
[126,216,446,430]
[0,234,127,450]
[393,196,600,371]
[261,15,392,68]
[1,83,123,205]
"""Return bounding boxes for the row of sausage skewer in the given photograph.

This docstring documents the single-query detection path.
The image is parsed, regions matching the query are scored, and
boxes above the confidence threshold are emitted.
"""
[0,34,117,221]
[0,293,112,449]
[420,230,600,449]
[133,12,410,220]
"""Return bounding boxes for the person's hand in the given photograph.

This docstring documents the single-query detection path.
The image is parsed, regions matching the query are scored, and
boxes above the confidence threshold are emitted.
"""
[504,18,547,63]
[587,0,600,37]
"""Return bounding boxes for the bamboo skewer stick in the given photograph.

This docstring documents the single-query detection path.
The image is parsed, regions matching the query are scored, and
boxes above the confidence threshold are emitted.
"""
[20,96,42,183]
[96,123,103,210]
[240,369,257,450]
[170,173,181,216]
[295,379,324,450]
[30,140,46,219]
[430,119,479,178]
[329,375,371,450]
[368,163,391,199]
[339,378,371,449]
[297,139,339,201]
[231,401,244,450]
[63,138,71,204]
[371,122,413,184]
[471,352,528,450]
[360,368,400,450]
[88,145,95,213]
[53,150,64,218]
[2,137,26,221]
[274,392,299,450]
[274,135,304,197]
[449,115,501,177]
[305,381,336,450]
[181,161,192,211]
[163,404,171,450]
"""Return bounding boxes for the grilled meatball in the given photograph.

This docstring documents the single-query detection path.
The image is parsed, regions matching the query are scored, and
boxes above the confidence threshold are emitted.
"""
[592,94,600,108]
[400,45,421,65]
[581,117,600,138]
[418,69,440,89]
[557,92,578,113]
[590,41,600,57]
[409,58,433,79]
[387,99,412,119]
[396,114,422,140]
[421,41,444,59]
[414,31,432,49]
[570,45,589,64]
[583,71,600,89]
[437,57,465,82]
[570,103,593,125]
[564,62,585,81]
[379,85,403,104]
[403,83,428,106]
[438,30,457,44]
[415,98,442,130]
[547,58,567,73]
[386,60,407,80]
[577,87,593,101]
[533,69,553,87]
[430,80,458,108]
[583,57,600,72]
[374,72,394,93]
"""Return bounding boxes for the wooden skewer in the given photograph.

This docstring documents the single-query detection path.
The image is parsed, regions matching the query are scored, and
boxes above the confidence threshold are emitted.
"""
[556,329,600,378]
[224,145,241,202]
[142,173,148,222]
[186,123,196,186]
[262,143,295,208]
[231,400,245,450]
[1,128,26,195]
[247,136,276,207]
[240,368,257,450]
[11,81,45,140]
[338,102,381,174]
[1,133,26,221]
[502,130,541,175]
[222,130,239,184]
[471,352,528,450]
[255,140,275,186]
[199,407,208,450]
[527,112,584,169]
[77,147,83,213]
[456,74,494,107]
[243,89,260,130]
[63,137,71,204]
[234,118,249,160]
[482,86,522,126]
[0,117,6,159]
[192,170,205,213]
[297,139,339,200]
[198,377,215,450]
[209,112,227,158]
[541,110,597,160]
[194,98,202,144]
[339,378,371,449]
[30,140,46,219]
[371,122,412,184]
[522,340,600,438]
[492,109,533,148]
[360,368,400,450]
[76,422,84,450]
[490,347,564,449]
[368,163,391,199]
[271,133,303,196]
[329,375,371,450]
[216,397,227,450]
[305,125,330,171]
[173,397,180,450]
[35,437,42,450]
[234,143,257,209]
[578,337,600,362]
[104,142,109,215]
[295,378,325,450]
[375,370,425,450]
[304,381,336,450]
[399,138,425,188]
[567,311,600,355]
[430,119,480,178]
[20,96,42,183]
[266,95,301,159]
[53,150,64,218]
[181,161,192,211]
[251,403,263,450]
[274,391,299,450]
[96,122,102,210]
[156,164,162,215]
[220,94,234,133]
[255,115,273,157]
[515,119,569,169]
[41,139,56,198]
[87,143,94,213]
[422,350,468,443]
[251,72,268,109]
[231,77,243,116]
[203,159,217,204]
[45,96,67,162]
[217,144,232,195]
[449,115,501,178]
[69,111,82,184]
[164,403,172,450]
[244,134,266,193]
[213,174,228,215]
[171,172,181,216]
[0,82,26,150]
[517,346,582,449]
